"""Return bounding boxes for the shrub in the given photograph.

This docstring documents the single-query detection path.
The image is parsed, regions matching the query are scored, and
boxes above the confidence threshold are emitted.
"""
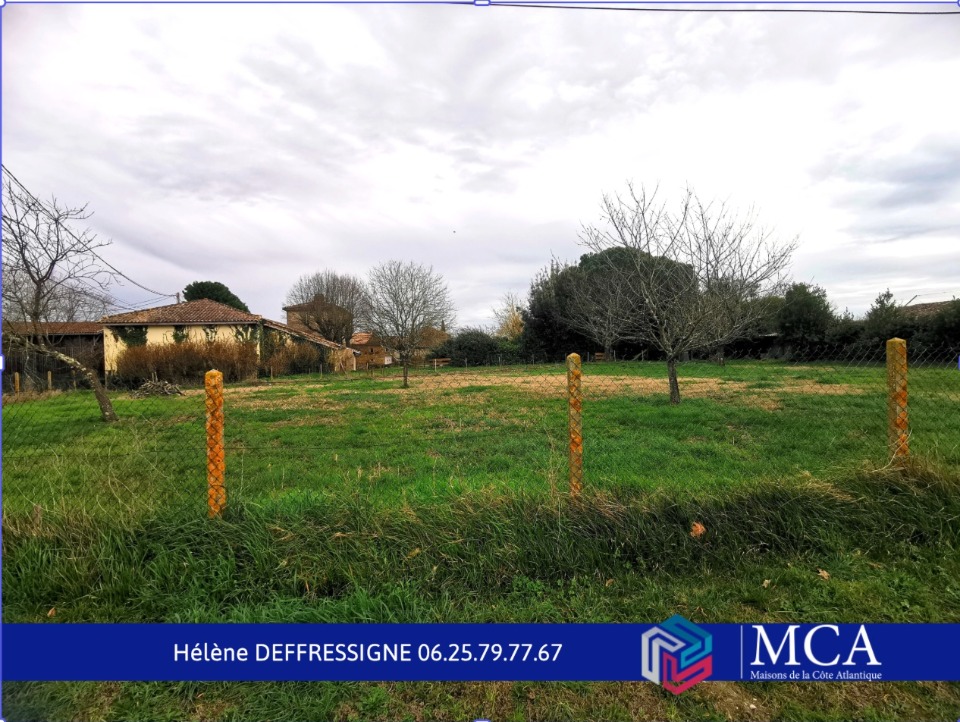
[115,340,258,385]
[432,328,502,365]
[432,328,530,366]
[262,342,323,376]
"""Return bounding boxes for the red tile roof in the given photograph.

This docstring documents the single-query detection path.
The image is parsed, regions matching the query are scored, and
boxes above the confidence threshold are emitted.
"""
[101,299,261,325]
[3,321,104,336]
[263,319,359,353]
[349,331,375,346]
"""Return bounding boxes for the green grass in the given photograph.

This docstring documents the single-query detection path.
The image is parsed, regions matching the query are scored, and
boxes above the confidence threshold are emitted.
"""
[4,359,960,720]
[8,358,958,514]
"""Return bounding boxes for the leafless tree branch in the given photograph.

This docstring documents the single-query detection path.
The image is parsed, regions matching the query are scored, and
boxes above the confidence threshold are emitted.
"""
[2,172,119,421]
[285,270,370,344]
[365,260,456,388]
[579,182,796,402]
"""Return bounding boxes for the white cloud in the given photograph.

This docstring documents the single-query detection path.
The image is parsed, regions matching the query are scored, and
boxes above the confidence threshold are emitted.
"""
[3,5,958,327]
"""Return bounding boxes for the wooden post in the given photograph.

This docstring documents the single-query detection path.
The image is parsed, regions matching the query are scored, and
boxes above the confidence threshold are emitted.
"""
[886,338,909,464]
[567,353,583,497]
[47,370,53,391]
[205,369,226,517]
[14,372,20,395]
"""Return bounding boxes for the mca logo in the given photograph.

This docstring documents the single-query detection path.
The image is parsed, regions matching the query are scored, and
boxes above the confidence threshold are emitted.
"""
[641,615,713,694]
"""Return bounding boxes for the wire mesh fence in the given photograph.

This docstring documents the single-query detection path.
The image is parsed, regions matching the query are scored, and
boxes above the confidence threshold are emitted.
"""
[2,340,959,522]
[2,344,104,394]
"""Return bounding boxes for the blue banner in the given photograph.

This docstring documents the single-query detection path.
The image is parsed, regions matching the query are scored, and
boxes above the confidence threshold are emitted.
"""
[4,622,960,686]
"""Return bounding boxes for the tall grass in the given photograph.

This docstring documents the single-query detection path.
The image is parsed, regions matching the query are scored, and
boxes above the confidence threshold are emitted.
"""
[115,340,259,385]
[4,457,959,625]
[4,460,960,720]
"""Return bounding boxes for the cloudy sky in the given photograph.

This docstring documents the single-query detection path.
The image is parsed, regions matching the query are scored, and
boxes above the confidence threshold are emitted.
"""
[3,4,959,328]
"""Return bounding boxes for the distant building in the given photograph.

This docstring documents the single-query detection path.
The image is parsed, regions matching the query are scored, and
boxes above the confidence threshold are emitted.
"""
[100,299,358,374]
[349,326,451,369]
[3,321,104,355]
[2,321,105,386]
[349,331,391,369]
[282,298,352,345]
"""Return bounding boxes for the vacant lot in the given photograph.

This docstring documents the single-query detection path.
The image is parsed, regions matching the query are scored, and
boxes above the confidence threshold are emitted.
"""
[4,360,960,721]
[5,359,958,517]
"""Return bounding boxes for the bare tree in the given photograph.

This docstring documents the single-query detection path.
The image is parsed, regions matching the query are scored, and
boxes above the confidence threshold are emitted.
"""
[2,170,118,421]
[579,183,796,403]
[285,270,370,344]
[365,260,456,388]
[491,291,525,341]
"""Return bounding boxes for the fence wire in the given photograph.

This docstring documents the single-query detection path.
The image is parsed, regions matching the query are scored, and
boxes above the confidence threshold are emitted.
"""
[2,341,959,522]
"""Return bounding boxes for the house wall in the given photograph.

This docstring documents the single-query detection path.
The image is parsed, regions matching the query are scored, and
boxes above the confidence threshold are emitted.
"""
[355,343,391,369]
[328,347,358,372]
[104,324,261,372]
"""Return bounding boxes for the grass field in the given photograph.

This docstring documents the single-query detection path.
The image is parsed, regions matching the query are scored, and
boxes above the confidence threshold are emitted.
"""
[3,359,960,720]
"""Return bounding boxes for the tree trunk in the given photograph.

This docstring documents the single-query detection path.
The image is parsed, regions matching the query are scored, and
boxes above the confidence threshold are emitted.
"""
[403,361,409,389]
[667,356,681,404]
[89,373,118,422]
[5,333,118,422]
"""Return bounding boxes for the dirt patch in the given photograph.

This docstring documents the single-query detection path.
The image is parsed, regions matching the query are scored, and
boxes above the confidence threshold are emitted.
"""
[191,697,235,722]
[231,394,348,412]
[267,415,340,429]
[780,379,865,395]
[588,376,737,399]
[340,385,496,406]
[386,373,568,397]
[380,373,771,402]
[209,372,869,413]
[586,375,865,399]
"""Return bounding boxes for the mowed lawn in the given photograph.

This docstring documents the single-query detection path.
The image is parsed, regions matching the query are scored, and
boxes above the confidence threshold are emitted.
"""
[4,360,960,721]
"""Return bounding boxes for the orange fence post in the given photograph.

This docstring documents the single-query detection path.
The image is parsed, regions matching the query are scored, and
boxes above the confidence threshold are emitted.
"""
[886,338,909,464]
[567,353,583,497]
[205,369,226,517]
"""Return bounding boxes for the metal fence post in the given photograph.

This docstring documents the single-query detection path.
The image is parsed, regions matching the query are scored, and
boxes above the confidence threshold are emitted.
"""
[206,369,226,517]
[567,353,583,497]
[886,338,909,464]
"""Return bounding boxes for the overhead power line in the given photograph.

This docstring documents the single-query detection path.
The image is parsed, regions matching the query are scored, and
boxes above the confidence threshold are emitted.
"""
[492,1,960,12]
[1,164,179,301]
